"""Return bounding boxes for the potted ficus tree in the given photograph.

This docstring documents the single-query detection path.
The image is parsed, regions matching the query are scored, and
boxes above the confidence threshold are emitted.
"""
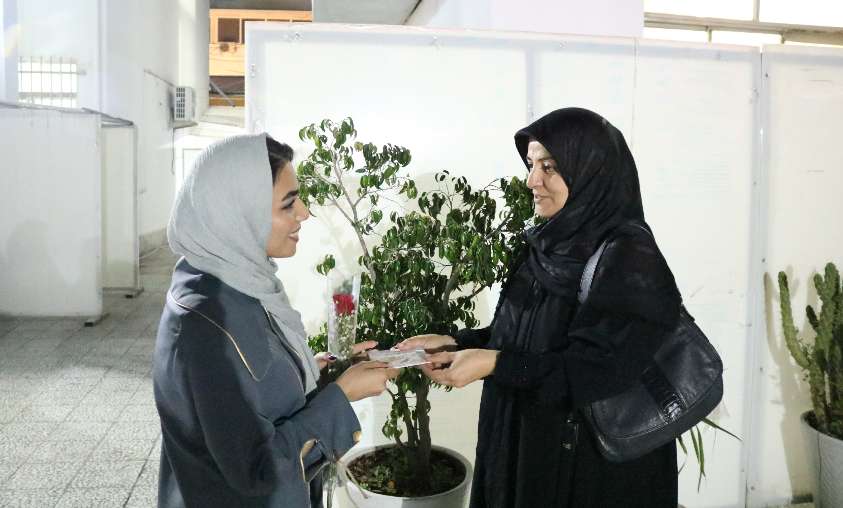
[777,263,843,507]
[297,118,534,507]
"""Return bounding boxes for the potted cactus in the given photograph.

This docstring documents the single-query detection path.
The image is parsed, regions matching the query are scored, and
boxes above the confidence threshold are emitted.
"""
[777,263,843,507]
[297,118,534,507]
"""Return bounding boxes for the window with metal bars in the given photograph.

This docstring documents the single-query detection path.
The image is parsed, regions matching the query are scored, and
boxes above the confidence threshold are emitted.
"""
[18,56,79,108]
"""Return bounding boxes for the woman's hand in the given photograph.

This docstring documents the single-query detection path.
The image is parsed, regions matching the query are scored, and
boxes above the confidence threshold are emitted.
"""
[420,349,500,388]
[315,340,378,369]
[336,361,400,402]
[394,334,457,353]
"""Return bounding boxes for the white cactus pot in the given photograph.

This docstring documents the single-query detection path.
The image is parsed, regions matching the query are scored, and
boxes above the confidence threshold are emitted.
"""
[800,411,843,508]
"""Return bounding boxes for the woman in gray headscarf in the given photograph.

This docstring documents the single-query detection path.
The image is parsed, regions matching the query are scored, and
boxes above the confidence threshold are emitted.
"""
[153,133,398,508]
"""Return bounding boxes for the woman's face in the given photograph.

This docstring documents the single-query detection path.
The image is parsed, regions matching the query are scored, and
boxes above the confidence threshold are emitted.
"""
[525,140,569,218]
[266,163,310,258]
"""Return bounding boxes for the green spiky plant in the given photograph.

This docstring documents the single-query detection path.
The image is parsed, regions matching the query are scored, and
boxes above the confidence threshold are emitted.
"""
[777,263,843,440]
[676,417,739,491]
[298,118,534,496]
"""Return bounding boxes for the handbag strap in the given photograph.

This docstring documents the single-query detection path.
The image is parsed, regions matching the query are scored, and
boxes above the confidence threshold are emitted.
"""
[578,222,651,304]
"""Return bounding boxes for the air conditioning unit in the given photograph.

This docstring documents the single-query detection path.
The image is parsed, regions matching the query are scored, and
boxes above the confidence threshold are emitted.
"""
[174,86,196,122]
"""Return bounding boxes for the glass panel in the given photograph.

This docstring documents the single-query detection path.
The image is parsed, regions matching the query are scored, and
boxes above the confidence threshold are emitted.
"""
[642,27,709,42]
[645,0,754,20]
[712,31,782,46]
[761,0,843,27]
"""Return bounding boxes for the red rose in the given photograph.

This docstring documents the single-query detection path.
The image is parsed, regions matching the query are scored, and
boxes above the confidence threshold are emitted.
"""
[333,293,356,316]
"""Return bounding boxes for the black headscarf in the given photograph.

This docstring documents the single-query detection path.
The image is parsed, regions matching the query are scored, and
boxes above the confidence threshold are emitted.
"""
[514,108,646,302]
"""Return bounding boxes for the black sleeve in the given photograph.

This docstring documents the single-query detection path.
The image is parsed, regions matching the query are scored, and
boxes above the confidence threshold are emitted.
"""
[492,228,682,408]
[182,314,360,496]
[454,326,491,350]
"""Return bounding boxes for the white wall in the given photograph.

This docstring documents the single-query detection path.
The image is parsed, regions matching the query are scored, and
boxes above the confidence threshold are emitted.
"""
[247,24,764,507]
[0,108,103,318]
[745,45,843,507]
[248,25,843,508]
[16,0,210,249]
[632,42,760,506]
[103,0,209,247]
[178,0,210,121]
[16,0,101,109]
[1,0,19,102]
[407,0,644,38]
[100,0,179,120]
[99,0,178,246]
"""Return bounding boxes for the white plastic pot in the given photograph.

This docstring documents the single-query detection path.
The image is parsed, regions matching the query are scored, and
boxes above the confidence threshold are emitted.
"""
[800,411,843,507]
[334,444,472,508]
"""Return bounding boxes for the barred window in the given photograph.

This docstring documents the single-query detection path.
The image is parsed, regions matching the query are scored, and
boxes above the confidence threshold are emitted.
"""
[18,57,79,108]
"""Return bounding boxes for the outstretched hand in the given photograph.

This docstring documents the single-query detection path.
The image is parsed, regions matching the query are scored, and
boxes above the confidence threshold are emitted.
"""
[420,349,499,388]
[315,340,378,369]
[394,334,456,353]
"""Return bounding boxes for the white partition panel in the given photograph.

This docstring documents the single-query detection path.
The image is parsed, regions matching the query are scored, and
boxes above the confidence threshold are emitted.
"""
[0,107,103,318]
[633,41,761,508]
[532,38,637,137]
[101,125,140,292]
[749,45,843,507]
[249,27,529,184]
[247,24,761,507]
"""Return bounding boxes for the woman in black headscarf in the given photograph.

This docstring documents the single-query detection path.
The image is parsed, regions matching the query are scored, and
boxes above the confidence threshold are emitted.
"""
[397,108,681,507]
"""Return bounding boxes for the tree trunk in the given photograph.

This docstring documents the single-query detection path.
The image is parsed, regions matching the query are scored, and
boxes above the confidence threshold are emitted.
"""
[405,380,433,493]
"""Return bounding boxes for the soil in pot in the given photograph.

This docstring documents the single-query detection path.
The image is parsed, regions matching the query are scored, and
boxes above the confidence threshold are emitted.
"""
[347,447,466,498]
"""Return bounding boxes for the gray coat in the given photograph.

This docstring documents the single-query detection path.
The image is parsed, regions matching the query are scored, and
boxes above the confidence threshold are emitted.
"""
[153,259,360,507]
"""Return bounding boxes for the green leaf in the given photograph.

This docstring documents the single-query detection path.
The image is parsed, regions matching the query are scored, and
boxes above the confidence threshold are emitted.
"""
[316,254,336,276]
[697,426,706,486]
[701,418,740,441]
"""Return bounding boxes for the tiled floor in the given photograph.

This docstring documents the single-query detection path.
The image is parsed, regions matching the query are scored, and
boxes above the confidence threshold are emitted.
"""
[0,249,174,507]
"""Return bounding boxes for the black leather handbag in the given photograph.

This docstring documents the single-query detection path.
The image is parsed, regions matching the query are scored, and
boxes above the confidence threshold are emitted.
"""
[577,224,724,463]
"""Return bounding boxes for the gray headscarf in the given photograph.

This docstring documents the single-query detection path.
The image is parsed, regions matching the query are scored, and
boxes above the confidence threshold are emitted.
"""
[167,133,320,394]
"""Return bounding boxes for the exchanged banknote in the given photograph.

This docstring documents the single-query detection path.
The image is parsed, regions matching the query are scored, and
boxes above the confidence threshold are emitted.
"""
[367,349,430,368]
